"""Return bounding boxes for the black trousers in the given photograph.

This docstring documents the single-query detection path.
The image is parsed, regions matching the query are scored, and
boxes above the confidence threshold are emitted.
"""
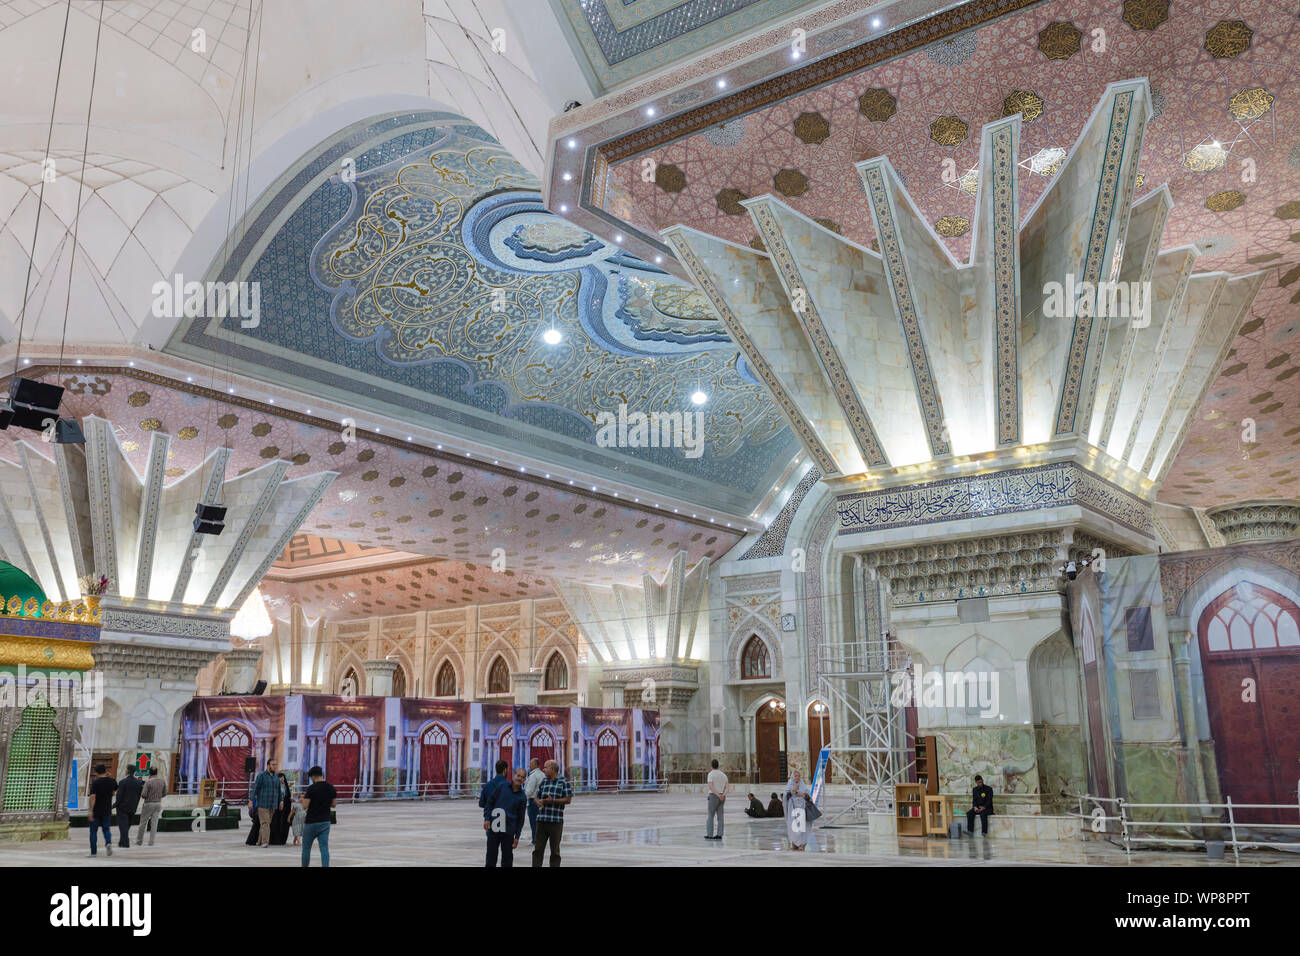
[486,830,514,868]
[117,810,135,847]
[532,821,564,867]
[967,808,990,834]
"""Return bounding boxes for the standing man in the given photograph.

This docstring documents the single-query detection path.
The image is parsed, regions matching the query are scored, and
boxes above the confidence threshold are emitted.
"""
[248,758,280,848]
[966,774,995,836]
[705,758,729,840]
[523,757,545,843]
[300,766,337,867]
[115,767,144,848]
[530,759,573,867]
[135,768,167,847]
[86,765,116,858]
[480,758,510,867]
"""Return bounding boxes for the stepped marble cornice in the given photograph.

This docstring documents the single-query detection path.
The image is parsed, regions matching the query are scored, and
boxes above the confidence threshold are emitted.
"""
[663,80,1266,496]
[0,416,337,628]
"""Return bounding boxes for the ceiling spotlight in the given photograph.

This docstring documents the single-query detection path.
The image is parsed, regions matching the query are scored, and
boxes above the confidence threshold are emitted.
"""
[567,138,578,149]
[227,387,234,394]
[645,106,656,117]
[562,171,573,182]
[75,359,83,365]
[654,255,663,264]
[559,203,569,213]
[871,16,882,28]
[614,234,623,243]
[437,444,442,449]
[717,78,727,90]
[21,358,29,365]
[543,327,563,345]
[269,398,276,404]
[690,390,708,405]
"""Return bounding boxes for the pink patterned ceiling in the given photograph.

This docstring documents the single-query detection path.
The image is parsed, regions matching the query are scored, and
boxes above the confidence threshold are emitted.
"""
[2,365,741,587]
[601,0,1300,507]
[261,555,554,619]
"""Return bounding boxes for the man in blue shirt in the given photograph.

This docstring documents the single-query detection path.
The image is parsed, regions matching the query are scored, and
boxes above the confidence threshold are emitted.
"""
[479,759,511,866]
[482,765,528,867]
[530,759,573,867]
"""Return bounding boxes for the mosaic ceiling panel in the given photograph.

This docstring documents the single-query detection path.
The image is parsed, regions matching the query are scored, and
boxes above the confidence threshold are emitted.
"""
[596,0,1300,507]
[552,0,811,90]
[10,367,740,587]
[167,112,796,516]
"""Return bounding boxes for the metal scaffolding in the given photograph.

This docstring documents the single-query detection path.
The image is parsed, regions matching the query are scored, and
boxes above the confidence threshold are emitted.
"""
[816,573,913,825]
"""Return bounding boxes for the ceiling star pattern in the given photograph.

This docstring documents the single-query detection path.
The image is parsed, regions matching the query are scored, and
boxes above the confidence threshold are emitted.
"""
[593,0,1300,506]
[167,112,795,513]
[0,366,739,586]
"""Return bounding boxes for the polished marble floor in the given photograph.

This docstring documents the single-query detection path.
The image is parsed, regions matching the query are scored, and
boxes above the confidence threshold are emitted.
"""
[3,793,1296,866]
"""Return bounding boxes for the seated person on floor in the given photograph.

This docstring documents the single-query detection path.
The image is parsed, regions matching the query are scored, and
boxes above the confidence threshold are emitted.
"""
[966,774,995,835]
[765,792,784,817]
[745,793,766,818]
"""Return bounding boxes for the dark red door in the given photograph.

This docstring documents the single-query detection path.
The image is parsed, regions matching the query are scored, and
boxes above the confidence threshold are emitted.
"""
[529,727,554,769]
[597,729,619,790]
[327,723,361,798]
[420,724,450,795]
[208,724,252,800]
[1200,584,1300,824]
[499,728,513,772]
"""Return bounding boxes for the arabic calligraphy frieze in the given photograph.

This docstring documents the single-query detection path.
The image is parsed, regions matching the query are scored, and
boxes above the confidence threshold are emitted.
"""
[835,463,1154,537]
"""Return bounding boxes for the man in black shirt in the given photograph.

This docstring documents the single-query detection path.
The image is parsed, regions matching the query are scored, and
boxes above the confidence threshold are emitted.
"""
[86,765,117,857]
[115,769,144,848]
[966,774,995,835]
[299,766,337,868]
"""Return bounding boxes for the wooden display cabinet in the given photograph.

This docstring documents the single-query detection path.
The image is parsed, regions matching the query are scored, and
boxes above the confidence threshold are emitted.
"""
[895,783,925,837]
[924,794,953,835]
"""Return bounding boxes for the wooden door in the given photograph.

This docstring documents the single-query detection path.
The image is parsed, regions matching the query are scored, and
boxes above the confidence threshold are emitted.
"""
[1200,584,1300,824]
[326,723,361,798]
[421,724,450,795]
[756,703,787,782]
[596,728,619,790]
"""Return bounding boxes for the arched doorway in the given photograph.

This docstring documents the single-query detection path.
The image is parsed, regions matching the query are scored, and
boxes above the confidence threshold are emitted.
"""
[807,700,831,784]
[756,698,788,782]
[327,722,361,797]
[530,727,555,768]
[1199,582,1300,824]
[499,727,513,771]
[596,728,620,790]
[421,723,450,795]
[208,724,252,800]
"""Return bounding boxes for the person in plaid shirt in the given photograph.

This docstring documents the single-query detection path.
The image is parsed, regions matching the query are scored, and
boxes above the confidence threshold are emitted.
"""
[530,759,573,867]
[248,759,281,848]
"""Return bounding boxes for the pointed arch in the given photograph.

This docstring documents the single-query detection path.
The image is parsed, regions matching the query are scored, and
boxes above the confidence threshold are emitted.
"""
[741,634,772,679]
[544,651,569,691]
[434,660,458,697]
[487,655,511,695]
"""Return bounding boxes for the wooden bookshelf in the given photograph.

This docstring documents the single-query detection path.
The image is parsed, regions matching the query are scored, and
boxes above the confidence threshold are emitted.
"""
[915,734,938,795]
[895,783,925,837]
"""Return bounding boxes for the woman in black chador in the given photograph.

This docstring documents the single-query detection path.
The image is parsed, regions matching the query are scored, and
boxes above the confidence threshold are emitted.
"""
[269,772,293,846]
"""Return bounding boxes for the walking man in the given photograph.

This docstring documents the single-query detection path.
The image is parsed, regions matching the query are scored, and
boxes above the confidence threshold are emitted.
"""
[300,766,337,867]
[523,757,545,843]
[249,758,280,848]
[135,768,167,846]
[531,759,573,867]
[480,758,509,867]
[705,758,729,840]
[115,766,144,848]
[86,765,116,857]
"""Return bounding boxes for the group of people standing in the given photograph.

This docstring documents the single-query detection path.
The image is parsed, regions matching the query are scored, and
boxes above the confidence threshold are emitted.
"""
[706,761,823,850]
[85,763,169,857]
[477,756,572,867]
[247,759,337,866]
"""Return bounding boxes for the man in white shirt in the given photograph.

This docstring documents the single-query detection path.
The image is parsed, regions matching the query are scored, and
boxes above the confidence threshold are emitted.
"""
[705,759,729,840]
[523,757,546,843]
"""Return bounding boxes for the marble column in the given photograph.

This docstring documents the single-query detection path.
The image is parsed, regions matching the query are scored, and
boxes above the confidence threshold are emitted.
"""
[1169,627,1212,814]
[599,678,626,708]
[512,671,541,705]
[362,659,399,697]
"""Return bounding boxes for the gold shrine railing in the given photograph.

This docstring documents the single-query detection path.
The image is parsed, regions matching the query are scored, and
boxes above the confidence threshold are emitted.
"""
[0,594,103,625]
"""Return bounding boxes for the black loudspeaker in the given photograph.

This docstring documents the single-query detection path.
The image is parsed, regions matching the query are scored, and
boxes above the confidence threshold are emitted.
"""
[194,502,227,535]
[2,377,65,432]
[244,756,256,774]
[252,680,267,696]
[53,418,85,444]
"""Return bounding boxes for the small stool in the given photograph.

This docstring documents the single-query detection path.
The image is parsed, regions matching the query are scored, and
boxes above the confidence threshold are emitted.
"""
[949,821,964,838]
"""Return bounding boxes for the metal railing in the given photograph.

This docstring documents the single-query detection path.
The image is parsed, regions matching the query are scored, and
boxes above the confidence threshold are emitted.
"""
[1068,792,1300,862]
[205,774,667,805]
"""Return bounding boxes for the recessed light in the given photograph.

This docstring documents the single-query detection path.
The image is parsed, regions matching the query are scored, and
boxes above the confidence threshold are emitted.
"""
[559,203,569,213]
[567,138,578,149]
[645,106,656,117]
[569,480,574,485]
[791,49,801,60]
[269,398,275,404]
[437,444,442,449]
[406,436,413,442]
[654,255,663,263]
[306,409,312,414]
[717,78,727,89]
[871,16,882,28]
[690,390,708,405]
[614,234,623,243]
[128,361,134,367]
[591,485,596,491]
[227,386,234,393]
[543,328,562,345]
[519,466,525,472]
[187,376,193,382]
[562,171,573,182]
[76,359,83,365]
